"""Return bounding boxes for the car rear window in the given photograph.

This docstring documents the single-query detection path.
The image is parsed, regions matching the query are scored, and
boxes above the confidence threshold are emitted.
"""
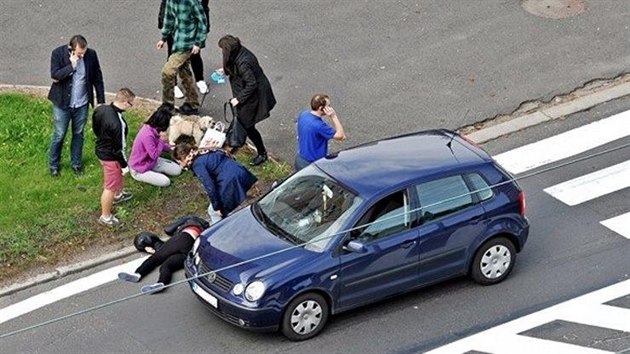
[415,175,473,221]
[467,173,493,201]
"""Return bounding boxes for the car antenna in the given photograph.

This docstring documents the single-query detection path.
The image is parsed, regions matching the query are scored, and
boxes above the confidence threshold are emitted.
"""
[447,108,470,149]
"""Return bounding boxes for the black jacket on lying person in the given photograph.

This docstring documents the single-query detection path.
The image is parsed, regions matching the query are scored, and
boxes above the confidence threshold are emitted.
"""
[135,215,210,285]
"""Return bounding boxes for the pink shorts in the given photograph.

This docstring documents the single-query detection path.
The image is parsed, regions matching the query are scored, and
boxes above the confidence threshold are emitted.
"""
[100,160,123,193]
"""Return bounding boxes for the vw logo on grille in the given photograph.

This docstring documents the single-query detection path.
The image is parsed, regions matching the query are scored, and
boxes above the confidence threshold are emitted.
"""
[206,271,217,283]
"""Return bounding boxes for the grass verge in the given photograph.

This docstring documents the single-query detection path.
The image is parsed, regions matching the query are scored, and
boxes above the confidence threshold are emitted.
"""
[0,92,292,282]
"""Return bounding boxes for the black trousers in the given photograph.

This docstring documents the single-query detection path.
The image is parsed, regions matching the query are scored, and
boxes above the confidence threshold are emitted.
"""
[245,126,266,155]
[166,36,204,82]
[135,232,194,285]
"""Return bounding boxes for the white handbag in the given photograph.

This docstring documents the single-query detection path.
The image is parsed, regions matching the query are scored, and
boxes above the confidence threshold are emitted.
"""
[199,121,226,148]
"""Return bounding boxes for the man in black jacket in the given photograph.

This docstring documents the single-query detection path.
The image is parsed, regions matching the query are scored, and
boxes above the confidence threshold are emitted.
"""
[48,35,105,177]
[92,88,135,226]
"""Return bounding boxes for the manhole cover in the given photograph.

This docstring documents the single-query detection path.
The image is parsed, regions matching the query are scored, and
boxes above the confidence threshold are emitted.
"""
[521,0,586,19]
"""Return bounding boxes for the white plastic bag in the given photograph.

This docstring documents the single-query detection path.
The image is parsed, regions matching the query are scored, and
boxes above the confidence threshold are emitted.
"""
[199,121,226,149]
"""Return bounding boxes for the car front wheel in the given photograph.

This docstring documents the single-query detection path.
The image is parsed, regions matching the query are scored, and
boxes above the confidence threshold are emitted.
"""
[281,292,329,341]
[471,237,516,285]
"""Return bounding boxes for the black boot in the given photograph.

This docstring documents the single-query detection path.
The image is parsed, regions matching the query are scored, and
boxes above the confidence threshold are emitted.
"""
[250,152,268,166]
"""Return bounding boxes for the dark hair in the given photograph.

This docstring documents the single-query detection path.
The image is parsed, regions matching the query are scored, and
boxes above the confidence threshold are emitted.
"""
[173,143,196,162]
[115,87,136,103]
[69,35,88,50]
[310,94,330,111]
[218,35,241,76]
[145,107,172,132]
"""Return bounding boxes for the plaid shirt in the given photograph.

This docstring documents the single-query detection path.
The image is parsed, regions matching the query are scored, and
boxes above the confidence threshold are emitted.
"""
[162,0,208,52]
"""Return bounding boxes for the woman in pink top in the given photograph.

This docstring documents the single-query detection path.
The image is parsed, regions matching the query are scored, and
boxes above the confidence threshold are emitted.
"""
[129,107,181,187]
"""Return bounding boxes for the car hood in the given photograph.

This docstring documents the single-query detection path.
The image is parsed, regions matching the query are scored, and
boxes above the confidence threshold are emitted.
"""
[199,207,319,280]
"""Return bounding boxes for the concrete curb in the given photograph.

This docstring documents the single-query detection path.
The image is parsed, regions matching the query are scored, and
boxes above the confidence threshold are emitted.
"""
[3,76,630,298]
[464,78,630,143]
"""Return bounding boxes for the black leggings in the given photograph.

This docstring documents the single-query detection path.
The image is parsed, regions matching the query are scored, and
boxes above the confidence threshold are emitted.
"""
[135,232,194,285]
[166,36,204,82]
[245,125,266,155]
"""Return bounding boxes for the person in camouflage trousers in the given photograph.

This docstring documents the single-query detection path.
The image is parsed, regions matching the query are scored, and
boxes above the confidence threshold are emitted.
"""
[157,0,208,115]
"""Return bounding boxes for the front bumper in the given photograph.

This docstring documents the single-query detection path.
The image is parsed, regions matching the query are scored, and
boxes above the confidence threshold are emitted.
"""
[184,261,280,332]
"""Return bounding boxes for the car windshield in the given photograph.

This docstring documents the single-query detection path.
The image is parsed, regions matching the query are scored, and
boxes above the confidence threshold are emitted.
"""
[255,165,363,251]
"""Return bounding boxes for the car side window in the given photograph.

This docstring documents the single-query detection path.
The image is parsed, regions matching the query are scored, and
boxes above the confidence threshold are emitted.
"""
[351,190,410,242]
[467,173,493,201]
[415,175,473,221]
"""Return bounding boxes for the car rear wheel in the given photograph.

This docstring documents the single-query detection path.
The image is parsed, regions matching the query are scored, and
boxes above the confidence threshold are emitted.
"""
[471,237,516,285]
[281,292,329,341]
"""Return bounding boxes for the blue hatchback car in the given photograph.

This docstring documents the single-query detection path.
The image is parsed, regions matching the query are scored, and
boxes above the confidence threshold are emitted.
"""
[184,129,529,340]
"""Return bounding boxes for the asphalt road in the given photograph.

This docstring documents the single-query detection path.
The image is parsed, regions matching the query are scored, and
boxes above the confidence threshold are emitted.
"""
[3,1,630,353]
[1,0,630,162]
[2,96,630,353]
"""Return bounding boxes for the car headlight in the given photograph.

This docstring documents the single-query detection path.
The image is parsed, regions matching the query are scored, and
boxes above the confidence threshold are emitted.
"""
[192,237,201,255]
[233,283,244,296]
[244,281,266,301]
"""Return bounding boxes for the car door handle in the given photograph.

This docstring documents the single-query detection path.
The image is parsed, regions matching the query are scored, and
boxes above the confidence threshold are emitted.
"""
[402,240,417,249]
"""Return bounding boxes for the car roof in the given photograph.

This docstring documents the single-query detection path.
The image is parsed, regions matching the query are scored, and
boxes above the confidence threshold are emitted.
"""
[315,129,492,198]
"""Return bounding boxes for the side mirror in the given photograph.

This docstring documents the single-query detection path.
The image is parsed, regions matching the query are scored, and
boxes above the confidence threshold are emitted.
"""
[343,240,367,253]
[271,180,279,189]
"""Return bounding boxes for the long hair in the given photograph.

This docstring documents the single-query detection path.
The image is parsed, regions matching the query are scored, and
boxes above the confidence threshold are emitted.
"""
[145,106,172,133]
[218,35,241,76]
[173,143,196,162]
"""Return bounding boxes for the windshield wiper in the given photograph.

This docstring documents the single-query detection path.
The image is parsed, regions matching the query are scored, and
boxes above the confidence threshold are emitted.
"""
[251,203,266,227]
[252,203,298,245]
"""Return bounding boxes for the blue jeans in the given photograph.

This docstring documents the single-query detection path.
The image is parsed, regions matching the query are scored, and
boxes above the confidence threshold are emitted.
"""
[294,154,310,171]
[49,104,89,169]
[207,204,222,225]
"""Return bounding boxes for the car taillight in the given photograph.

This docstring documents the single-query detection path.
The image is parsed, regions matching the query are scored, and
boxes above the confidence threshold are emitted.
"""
[518,191,526,217]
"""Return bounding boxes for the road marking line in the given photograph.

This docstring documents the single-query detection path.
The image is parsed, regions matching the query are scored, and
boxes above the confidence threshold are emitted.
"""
[425,278,630,354]
[601,212,630,239]
[455,333,612,354]
[556,304,630,333]
[0,257,146,325]
[543,160,630,206]
[494,110,630,174]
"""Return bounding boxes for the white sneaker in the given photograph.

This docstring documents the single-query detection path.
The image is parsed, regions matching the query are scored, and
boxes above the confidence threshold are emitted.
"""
[174,86,184,99]
[196,80,209,94]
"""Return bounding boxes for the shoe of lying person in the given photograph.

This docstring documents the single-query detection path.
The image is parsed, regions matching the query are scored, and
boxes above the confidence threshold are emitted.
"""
[141,282,165,294]
[118,272,141,283]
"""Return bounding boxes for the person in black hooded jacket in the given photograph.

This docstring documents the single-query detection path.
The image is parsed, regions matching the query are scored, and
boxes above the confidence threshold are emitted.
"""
[218,35,276,166]
[92,88,135,226]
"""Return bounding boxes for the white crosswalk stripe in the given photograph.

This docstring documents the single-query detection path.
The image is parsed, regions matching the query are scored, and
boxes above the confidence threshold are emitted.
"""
[426,279,630,354]
[428,113,630,353]
[493,110,630,175]
[543,160,630,206]
[600,212,630,239]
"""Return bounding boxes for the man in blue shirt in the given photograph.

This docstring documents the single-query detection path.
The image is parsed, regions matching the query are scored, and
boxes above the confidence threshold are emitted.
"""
[295,94,346,171]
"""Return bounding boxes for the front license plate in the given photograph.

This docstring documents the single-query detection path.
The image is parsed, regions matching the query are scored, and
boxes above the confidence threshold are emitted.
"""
[192,282,218,308]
